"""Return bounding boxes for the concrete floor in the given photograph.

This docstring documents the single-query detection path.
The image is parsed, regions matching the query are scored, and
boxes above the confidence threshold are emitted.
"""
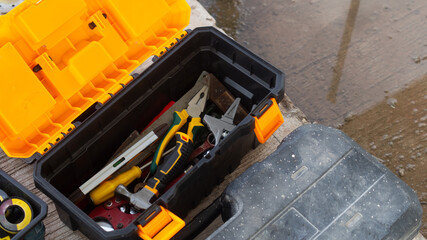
[200,0,427,235]
[200,0,427,126]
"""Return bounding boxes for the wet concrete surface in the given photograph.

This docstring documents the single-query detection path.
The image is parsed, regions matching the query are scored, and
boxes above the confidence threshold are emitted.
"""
[341,77,427,234]
[199,0,427,235]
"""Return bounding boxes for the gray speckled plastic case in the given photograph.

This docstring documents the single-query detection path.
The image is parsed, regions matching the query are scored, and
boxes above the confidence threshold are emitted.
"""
[209,124,422,240]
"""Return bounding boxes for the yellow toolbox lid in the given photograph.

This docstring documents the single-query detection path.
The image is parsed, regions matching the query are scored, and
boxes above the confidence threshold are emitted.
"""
[0,0,190,158]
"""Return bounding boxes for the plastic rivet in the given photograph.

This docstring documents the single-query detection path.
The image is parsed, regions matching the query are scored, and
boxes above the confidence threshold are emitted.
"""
[88,22,97,30]
[33,64,42,72]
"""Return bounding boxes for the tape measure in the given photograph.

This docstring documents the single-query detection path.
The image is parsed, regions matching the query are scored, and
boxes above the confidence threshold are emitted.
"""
[0,197,33,234]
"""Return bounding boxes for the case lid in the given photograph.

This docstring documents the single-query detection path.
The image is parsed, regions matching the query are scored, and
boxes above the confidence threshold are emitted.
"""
[210,124,422,239]
[0,0,191,158]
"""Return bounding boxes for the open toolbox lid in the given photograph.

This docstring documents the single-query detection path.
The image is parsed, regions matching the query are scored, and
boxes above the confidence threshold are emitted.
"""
[0,0,191,159]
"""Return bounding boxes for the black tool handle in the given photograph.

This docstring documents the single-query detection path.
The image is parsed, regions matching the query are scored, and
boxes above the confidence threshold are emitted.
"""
[146,133,194,193]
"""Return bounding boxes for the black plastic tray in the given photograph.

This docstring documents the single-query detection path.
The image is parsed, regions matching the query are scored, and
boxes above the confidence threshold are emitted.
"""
[0,170,47,240]
[34,27,285,240]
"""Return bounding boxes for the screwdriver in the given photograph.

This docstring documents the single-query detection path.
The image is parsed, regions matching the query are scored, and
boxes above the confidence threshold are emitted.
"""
[89,164,147,205]
[89,147,178,205]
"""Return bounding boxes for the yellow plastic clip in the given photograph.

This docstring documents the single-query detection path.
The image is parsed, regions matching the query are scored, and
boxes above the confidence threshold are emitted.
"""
[254,98,284,144]
[137,206,185,240]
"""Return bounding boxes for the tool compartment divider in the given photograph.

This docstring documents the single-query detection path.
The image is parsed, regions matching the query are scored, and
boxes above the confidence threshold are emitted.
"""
[34,27,285,239]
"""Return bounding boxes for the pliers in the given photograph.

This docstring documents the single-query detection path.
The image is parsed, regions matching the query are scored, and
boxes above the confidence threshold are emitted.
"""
[150,85,209,175]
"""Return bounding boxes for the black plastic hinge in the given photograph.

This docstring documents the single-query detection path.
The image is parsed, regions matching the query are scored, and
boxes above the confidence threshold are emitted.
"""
[136,204,162,227]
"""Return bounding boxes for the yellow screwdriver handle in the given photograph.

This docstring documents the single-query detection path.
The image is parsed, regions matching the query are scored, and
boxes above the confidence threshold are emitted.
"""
[89,166,142,205]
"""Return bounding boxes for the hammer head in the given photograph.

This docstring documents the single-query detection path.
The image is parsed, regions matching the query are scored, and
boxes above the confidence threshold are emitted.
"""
[115,185,155,210]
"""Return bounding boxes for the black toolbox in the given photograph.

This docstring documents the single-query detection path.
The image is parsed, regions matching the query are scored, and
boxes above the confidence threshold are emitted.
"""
[33,26,284,240]
[0,0,284,239]
[0,170,47,240]
[191,125,422,240]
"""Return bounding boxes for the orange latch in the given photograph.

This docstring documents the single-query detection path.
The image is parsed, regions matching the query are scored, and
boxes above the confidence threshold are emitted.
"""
[253,98,284,144]
[137,206,185,240]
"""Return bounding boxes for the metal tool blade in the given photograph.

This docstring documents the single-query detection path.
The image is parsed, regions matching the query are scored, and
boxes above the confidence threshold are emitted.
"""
[115,185,154,210]
[203,98,241,144]
[96,220,115,232]
[221,98,240,124]
[207,74,248,123]
[187,85,209,118]
[203,116,235,145]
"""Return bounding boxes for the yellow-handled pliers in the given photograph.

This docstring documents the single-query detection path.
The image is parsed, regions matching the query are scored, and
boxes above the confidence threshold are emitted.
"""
[150,86,208,174]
